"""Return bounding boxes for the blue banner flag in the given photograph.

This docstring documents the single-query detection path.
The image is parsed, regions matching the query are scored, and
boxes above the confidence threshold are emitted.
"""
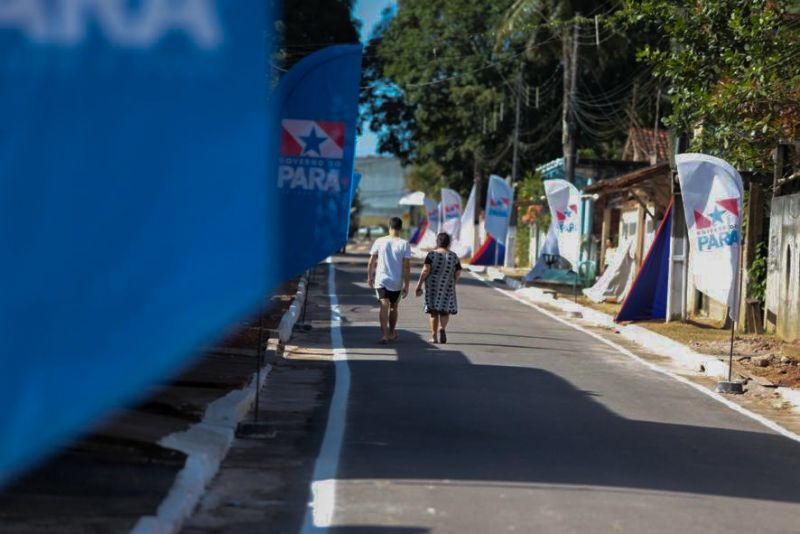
[0,3,270,483]
[276,44,363,280]
[616,202,674,322]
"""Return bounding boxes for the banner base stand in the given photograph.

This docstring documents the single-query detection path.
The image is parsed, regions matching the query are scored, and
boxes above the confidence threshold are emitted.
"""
[715,381,744,395]
[236,421,276,439]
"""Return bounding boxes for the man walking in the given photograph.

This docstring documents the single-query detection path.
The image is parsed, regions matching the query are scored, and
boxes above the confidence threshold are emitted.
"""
[367,217,411,344]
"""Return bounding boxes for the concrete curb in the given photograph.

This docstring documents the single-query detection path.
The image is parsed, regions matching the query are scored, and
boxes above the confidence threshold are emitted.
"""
[130,365,272,534]
[776,388,800,410]
[502,280,731,379]
[508,279,800,413]
[131,273,311,534]
[276,275,309,344]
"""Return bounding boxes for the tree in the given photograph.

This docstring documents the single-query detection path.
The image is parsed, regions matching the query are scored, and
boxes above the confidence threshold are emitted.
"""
[362,0,660,197]
[273,0,360,73]
[361,0,567,196]
[620,0,800,171]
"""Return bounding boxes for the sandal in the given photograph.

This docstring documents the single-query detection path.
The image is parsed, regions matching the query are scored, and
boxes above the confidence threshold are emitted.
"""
[439,329,447,344]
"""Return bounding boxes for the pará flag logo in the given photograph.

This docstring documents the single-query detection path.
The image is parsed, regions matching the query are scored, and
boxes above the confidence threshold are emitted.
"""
[676,153,743,320]
[278,119,348,192]
[280,120,345,159]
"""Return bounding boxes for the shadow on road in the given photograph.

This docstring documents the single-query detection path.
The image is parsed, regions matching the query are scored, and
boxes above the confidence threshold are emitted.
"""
[331,264,800,506]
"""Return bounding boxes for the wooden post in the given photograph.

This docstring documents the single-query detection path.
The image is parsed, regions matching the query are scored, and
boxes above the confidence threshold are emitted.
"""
[634,203,646,268]
[599,206,611,275]
[739,182,763,330]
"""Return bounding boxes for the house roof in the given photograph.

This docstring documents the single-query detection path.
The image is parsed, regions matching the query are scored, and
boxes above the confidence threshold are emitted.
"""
[583,163,671,194]
[622,127,671,163]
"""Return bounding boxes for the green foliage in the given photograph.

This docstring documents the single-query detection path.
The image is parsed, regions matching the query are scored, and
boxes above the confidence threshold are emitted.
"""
[518,169,545,201]
[363,0,656,198]
[361,0,567,197]
[619,0,800,172]
[274,0,360,72]
[515,218,531,267]
[748,241,769,304]
[514,170,549,267]
[406,161,444,195]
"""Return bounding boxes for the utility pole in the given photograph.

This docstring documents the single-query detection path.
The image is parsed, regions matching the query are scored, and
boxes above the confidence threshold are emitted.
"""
[505,70,523,268]
[563,14,580,184]
[473,153,482,255]
[511,72,522,184]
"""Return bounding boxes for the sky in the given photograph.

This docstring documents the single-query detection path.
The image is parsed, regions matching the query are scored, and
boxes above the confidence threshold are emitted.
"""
[353,0,395,157]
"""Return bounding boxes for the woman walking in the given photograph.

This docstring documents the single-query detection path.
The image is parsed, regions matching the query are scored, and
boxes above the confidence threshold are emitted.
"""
[414,232,462,343]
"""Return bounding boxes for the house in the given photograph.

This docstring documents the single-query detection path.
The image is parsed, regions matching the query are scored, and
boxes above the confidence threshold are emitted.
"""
[764,141,800,341]
[583,163,671,277]
[621,127,671,164]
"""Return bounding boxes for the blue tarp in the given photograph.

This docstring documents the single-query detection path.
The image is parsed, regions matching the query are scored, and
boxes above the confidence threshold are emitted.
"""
[616,202,674,322]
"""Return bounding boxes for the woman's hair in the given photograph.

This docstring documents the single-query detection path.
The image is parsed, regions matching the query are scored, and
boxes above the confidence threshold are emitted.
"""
[436,232,451,249]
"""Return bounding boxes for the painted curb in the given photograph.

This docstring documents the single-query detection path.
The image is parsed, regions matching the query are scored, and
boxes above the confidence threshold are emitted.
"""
[277,275,309,343]
[777,388,800,410]
[504,275,800,414]
[501,278,730,379]
[131,272,311,534]
[130,364,272,534]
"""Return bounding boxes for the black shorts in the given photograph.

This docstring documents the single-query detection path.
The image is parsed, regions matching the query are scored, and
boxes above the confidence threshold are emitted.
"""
[375,287,402,304]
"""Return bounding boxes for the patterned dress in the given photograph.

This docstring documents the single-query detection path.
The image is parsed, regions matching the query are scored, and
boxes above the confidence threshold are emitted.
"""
[423,250,462,315]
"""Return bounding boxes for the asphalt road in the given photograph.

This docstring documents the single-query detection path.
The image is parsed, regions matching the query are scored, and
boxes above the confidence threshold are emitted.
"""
[308,258,800,533]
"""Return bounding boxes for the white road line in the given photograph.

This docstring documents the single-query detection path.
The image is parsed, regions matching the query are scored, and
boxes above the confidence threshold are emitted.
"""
[300,261,350,533]
[476,275,800,446]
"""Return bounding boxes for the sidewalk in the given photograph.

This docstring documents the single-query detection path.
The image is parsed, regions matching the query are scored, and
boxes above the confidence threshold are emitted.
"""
[0,279,302,534]
[181,262,337,533]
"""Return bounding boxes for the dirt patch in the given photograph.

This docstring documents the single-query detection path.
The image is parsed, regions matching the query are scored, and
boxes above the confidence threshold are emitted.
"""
[737,358,800,388]
[685,337,800,388]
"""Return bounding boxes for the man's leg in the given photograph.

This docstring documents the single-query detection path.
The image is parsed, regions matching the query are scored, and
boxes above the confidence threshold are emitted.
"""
[389,299,399,340]
[378,298,390,342]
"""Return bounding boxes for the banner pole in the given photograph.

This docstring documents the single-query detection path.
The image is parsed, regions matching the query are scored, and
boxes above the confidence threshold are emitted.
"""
[718,221,745,394]
[728,317,735,382]
[729,236,745,381]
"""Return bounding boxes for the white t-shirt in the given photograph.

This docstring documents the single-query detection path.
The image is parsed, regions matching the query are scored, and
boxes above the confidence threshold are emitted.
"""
[370,236,412,291]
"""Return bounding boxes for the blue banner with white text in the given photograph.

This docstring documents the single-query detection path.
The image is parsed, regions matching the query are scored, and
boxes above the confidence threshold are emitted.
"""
[0,2,271,484]
[276,44,363,279]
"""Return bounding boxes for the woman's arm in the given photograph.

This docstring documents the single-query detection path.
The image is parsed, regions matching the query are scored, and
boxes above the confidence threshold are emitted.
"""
[415,264,431,296]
